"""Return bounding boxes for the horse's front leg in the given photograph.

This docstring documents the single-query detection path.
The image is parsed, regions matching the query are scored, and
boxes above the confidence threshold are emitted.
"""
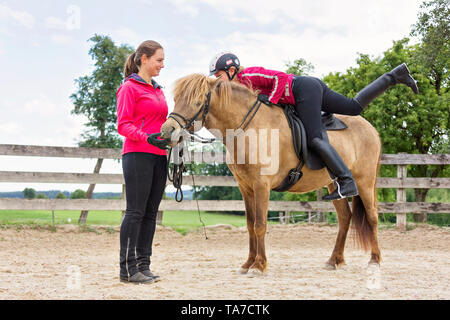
[238,184,256,274]
[248,182,270,275]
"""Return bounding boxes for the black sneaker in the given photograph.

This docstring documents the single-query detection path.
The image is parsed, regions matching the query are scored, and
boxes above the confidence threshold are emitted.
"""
[120,271,154,284]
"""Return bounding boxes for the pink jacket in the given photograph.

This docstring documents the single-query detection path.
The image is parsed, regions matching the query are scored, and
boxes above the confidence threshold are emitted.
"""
[116,74,168,156]
[237,67,296,105]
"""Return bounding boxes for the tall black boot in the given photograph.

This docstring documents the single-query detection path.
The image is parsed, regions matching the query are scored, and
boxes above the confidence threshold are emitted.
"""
[310,137,359,200]
[355,63,419,109]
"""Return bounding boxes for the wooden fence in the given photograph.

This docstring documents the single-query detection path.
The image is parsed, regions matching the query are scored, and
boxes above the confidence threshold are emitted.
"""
[0,144,449,231]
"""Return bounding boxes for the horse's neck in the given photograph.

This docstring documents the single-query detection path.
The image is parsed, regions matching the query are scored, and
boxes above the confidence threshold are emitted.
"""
[205,95,257,142]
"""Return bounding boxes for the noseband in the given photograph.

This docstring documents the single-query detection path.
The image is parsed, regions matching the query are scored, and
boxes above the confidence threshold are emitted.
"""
[169,92,212,133]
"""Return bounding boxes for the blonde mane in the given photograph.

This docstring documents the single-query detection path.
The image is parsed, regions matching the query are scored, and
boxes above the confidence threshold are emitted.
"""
[172,73,258,110]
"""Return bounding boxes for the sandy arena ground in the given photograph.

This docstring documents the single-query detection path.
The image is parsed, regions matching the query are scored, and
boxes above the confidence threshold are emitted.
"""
[0,223,449,300]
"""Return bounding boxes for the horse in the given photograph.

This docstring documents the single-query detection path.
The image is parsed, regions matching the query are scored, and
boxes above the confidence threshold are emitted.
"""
[160,73,382,275]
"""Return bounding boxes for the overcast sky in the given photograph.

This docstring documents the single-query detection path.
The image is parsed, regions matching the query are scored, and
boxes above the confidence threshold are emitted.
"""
[0,0,423,193]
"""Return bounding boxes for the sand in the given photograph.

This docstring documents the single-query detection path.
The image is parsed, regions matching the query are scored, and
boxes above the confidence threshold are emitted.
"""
[0,223,449,300]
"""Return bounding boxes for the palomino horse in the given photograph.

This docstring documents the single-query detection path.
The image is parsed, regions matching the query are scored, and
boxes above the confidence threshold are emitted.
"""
[160,74,382,274]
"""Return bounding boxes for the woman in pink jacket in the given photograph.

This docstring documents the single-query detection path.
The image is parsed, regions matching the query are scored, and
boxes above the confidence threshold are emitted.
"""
[117,40,168,284]
[209,52,418,201]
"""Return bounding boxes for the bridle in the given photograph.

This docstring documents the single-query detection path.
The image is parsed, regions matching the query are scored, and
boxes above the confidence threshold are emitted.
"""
[167,90,263,143]
[169,92,212,134]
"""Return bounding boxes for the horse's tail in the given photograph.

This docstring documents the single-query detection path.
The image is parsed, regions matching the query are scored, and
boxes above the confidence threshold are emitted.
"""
[351,152,381,251]
[351,195,372,251]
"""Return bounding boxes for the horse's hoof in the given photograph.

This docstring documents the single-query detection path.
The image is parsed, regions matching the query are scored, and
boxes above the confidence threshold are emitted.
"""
[324,263,337,270]
[247,268,265,277]
[367,261,381,269]
[238,268,249,275]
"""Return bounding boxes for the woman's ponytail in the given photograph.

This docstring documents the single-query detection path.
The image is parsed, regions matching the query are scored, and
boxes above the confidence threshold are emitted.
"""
[124,52,139,78]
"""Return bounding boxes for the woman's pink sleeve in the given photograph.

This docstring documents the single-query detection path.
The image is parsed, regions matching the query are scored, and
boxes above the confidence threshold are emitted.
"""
[116,86,148,142]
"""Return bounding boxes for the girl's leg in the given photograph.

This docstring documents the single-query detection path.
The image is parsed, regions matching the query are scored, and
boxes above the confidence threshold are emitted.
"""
[291,76,324,147]
[292,76,358,200]
[119,153,154,281]
[136,154,168,274]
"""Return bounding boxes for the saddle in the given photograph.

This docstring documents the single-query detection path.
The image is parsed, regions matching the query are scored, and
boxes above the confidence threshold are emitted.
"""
[272,105,348,192]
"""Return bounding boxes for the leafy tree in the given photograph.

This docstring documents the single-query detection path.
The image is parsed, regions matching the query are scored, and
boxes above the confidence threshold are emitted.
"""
[36,193,48,199]
[70,189,87,199]
[56,192,67,199]
[70,34,134,223]
[23,188,36,199]
[285,58,315,76]
[323,37,448,222]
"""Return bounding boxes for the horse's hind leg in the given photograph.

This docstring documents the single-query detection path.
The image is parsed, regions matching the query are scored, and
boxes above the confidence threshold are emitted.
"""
[355,179,381,265]
[325,183,353,270]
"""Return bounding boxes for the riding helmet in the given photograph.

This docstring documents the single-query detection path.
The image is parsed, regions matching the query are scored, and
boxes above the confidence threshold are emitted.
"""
[209,52,240,76]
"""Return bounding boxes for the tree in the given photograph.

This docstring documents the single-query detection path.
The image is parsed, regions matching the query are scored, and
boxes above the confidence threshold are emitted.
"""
[70,189,87,199]
[411,0,449,97]
[70,34,134,223]
[323,37,449,223]
[23,188,36,199]
[56,192,67,199]
[36,193,48,199]
[285,58,315,76]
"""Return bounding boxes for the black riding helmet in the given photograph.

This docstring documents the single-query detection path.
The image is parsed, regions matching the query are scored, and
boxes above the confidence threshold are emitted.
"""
[209,52,240,81]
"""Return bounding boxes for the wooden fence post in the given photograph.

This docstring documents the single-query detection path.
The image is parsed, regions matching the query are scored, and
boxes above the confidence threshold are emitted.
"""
[397,164,407,232]
[285,211,291,224]
[279,212,284,224]
[156,211,163,225]
[316,189,325,222]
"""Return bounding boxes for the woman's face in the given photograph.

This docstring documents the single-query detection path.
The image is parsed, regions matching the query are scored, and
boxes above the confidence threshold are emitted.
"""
[142,48,165,77]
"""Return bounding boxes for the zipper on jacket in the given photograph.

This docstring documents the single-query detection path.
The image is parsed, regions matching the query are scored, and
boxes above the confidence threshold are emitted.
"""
[140,117,145,129]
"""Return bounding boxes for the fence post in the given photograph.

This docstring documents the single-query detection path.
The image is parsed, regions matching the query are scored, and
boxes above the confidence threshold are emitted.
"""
[279,212,284,224]
[397,164,407,232]
[156,211,163,225]
[316,189,325,222]
[285,211,291,224]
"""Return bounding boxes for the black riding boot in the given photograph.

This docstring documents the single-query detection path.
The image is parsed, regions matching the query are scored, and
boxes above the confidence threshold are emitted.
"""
[355,63,419,109]
[310,137,358,200]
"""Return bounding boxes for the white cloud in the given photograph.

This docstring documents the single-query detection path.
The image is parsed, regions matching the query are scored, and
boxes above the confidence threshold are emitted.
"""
[1,95,84,147]
[166,0,421,77]
[0,122,20,135]
[112,27,142,47]
[44,16,68,30]
[50,34,73,45]
[170,0,200,17]
[0,3,35,28]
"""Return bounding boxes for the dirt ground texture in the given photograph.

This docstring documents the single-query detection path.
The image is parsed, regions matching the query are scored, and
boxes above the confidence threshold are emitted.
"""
[0,223,449,300]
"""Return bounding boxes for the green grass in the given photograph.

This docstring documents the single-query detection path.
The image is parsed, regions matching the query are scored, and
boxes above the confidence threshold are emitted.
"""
[0,210,123,225]
[0,210,249,234]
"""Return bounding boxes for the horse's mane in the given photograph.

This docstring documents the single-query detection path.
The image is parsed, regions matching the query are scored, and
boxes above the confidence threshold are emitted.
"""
[173,73,258,110]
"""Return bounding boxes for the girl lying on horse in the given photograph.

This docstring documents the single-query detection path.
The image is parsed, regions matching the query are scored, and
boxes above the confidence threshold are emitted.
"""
[208,52,418,201]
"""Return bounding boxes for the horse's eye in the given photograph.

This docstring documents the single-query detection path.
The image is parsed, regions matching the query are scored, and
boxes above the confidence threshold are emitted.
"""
[195,102,201,107]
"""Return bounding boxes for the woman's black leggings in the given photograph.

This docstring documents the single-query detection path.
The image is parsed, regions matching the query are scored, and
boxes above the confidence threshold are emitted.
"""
[291,76,363,146]
[119,152,167,278]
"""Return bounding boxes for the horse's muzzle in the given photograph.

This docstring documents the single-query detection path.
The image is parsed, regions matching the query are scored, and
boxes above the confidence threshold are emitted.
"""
[161,125,183,147]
